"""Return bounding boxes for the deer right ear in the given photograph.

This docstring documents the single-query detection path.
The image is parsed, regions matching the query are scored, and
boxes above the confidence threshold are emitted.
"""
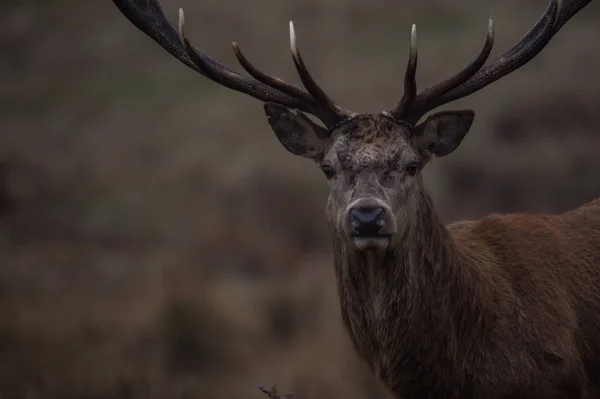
[264,103,327,160]
[415,110,475,157]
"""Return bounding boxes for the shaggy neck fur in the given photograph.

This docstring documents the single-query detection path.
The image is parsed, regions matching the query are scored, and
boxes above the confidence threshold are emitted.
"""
[331,187,490,398]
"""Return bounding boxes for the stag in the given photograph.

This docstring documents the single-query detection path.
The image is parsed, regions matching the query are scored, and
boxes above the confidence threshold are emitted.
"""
[112,0,598,397]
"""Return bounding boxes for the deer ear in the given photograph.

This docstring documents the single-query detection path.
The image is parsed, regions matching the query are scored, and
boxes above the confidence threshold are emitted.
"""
[415,110,474,157]
[264,103,327,160]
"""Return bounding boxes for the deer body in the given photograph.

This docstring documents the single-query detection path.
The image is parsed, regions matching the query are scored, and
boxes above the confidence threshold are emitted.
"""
[112,0,596,397]
[334,193,600,398]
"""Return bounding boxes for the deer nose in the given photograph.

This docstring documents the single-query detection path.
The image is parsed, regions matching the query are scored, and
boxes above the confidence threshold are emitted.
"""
[349,206,386,236]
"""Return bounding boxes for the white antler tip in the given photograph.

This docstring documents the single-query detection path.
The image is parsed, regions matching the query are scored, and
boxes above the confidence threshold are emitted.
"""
[488,15,494,34]
[178,8,185,38]
[410,24,417,50]
[289,20,297,50]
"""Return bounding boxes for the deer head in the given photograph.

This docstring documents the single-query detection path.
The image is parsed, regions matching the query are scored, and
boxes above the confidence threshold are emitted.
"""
[112,0,588,252]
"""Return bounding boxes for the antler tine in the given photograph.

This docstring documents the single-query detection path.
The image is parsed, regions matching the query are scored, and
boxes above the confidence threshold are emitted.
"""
[112,0,198,73]
[397,16,494,123]
[289,21,355,123]
[177,9,255,93]
[231,42,314,103]
[389,24,418,120]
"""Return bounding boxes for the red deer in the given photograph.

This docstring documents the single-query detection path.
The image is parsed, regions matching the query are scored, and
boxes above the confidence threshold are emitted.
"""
[112,0,598,397]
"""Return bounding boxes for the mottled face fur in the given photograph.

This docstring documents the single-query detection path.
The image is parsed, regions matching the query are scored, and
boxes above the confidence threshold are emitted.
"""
[264,103,474,252]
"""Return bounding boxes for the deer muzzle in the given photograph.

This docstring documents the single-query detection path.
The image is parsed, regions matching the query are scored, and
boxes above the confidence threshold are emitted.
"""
[345,198,397,251]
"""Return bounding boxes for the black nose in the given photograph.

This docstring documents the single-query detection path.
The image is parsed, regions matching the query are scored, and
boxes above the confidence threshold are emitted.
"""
[350,206,386,236]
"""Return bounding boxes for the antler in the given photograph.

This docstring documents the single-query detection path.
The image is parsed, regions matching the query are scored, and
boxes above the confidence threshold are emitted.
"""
[113,0,591,128]
[387,0,592,125]
[111,0,354,127]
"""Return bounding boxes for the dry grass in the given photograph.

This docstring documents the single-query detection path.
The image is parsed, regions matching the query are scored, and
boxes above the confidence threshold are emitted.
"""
[1,0,600,397]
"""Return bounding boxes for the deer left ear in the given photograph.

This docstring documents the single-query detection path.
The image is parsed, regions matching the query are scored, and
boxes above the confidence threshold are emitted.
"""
[415,110,475,157]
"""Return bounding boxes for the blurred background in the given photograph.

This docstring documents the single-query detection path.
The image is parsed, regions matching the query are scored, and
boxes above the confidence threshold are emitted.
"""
[1,0,600,398]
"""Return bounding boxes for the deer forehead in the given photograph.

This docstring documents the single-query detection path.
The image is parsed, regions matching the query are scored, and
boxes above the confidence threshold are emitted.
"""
[327,114,414,164]
[330,135,415,169]
[352,144,409,167]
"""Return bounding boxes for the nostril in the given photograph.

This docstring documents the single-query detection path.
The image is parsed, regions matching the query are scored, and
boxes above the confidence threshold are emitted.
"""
[349,206,386,235]
[353,207,383,222]
[350,213,362,230]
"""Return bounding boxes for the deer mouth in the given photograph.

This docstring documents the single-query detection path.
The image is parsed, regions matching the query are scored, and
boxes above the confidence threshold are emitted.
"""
[352,235,391,251]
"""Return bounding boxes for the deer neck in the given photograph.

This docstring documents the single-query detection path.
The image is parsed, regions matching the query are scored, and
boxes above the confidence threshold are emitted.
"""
[332,189,486,396]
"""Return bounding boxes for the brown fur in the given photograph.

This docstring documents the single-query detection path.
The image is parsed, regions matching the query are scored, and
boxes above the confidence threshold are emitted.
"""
[317,115,600,399]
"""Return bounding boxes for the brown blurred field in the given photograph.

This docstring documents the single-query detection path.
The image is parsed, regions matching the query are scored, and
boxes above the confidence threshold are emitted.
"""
[1,0,600,398]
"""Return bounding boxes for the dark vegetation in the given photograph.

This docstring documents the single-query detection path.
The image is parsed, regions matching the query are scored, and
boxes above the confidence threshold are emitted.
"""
[1,0,600,397]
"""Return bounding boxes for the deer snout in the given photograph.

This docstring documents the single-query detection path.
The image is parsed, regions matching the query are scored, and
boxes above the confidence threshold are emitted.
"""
[350,207,385,236]
[345,199,396,251]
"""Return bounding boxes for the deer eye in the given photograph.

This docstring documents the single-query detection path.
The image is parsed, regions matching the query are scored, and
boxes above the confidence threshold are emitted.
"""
[321,164,335,179]
[405,162,419,176]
